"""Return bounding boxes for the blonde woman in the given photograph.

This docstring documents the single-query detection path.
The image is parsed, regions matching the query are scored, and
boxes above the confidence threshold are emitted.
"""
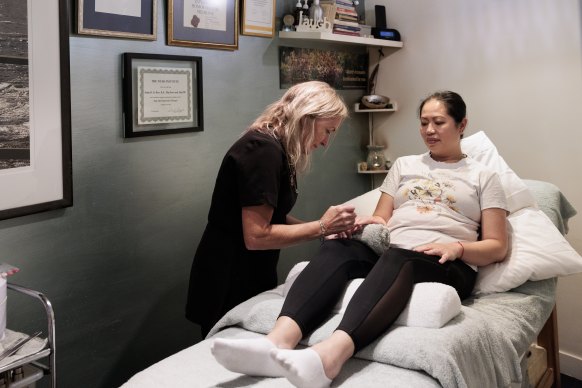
[186,81,355,337]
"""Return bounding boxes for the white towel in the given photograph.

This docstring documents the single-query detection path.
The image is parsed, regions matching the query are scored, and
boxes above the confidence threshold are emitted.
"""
[283,262,461,328]
[350,224,391,256]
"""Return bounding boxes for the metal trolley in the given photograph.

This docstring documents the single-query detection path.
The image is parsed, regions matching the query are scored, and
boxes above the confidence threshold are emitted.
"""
[0,284,55,388]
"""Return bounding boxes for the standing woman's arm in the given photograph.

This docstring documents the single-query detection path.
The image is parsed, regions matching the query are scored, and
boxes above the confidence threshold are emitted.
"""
[242,204,357,250]
[286,214,304,225]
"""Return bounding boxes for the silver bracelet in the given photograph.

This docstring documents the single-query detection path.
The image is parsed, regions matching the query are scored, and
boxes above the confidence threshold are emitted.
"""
[319,220,327,243]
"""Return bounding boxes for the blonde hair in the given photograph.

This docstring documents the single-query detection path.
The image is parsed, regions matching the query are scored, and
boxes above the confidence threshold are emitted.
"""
[249,81,348,174]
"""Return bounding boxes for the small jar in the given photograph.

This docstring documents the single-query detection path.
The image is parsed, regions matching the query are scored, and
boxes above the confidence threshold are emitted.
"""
[366,145,386,171]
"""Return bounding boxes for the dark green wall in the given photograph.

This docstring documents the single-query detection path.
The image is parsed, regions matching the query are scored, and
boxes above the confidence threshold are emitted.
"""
[1,2,370,387]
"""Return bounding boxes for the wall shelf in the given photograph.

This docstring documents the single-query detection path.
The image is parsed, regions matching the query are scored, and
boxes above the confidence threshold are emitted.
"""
[355,102,397,189]
[357,169,389,174]
[279,31,404,48]
[278,29,403,190]
[354,100,398,146]
[354,101,398,113]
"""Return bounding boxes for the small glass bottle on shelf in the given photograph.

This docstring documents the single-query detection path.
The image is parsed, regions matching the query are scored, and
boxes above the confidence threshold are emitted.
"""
[366,145,386,171]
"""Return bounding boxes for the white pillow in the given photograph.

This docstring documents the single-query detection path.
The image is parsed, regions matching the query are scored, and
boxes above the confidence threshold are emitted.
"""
[343,188,381,216]
[461,131,536,213]
[474,207,582,294]
[461,132,582,293]
[394,282,461,328]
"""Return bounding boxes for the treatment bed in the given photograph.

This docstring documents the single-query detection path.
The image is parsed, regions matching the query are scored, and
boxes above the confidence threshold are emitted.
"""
[122,176,579,388]
[122,120,582,388]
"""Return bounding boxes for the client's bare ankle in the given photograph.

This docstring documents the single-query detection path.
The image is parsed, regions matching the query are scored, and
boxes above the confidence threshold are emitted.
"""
[268,316,303,349]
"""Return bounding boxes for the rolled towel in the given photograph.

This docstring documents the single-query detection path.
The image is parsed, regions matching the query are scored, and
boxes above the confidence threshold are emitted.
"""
[395,282,461,328]
[351,224,390,256]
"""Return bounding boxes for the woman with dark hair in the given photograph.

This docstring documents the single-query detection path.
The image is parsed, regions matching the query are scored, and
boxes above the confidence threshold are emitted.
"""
[210,91,509,387]
[186,81,355,337]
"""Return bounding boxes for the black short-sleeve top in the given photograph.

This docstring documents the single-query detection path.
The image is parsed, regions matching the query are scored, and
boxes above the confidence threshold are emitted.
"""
[208,130,298,232]
[186,130,298,329]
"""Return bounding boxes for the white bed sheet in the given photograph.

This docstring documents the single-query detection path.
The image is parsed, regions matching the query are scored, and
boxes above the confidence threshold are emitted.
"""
[122,327,441,388]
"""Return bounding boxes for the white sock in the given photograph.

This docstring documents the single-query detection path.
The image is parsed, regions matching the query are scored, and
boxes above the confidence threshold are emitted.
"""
[210,337,286,377]
[270,348,332,388]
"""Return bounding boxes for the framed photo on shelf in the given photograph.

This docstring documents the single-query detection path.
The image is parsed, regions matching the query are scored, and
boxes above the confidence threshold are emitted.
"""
[0,0,72,221]
[122,53,204,138]
[77,0,158,40]
[241,0,275,38]
[167,0,238,50]
[279,46,368,90]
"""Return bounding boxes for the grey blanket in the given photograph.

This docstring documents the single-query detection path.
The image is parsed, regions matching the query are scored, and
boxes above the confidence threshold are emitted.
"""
[209,278,555,388]
[523,179,577,234]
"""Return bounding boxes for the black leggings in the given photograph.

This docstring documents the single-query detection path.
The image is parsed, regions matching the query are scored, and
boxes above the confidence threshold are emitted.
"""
[279,239,477,352]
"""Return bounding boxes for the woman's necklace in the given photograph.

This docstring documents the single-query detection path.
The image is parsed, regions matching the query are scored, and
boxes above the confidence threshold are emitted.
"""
[289,163,298,194]
[275,134,298,194]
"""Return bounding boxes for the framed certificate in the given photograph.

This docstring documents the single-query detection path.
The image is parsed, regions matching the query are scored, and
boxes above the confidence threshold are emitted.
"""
[168,0,238,50]
[77,0,158,40]
[122,53,204,138]
[0,0,72,221]
[241,0,275,38]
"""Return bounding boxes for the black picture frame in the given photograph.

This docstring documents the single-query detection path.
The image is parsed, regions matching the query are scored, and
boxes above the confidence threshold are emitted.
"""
[77,0,158,40]
[0,0,72,221]
[168,0,238,50]
[122,53,204,138]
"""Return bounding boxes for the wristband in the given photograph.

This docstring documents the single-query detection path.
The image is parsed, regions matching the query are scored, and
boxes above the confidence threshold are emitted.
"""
[457,241,464,259]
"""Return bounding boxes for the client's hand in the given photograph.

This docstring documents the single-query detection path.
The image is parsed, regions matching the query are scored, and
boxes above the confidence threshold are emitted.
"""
[345,215,386,235]
[414,242,463,264]
[355,215,387,227]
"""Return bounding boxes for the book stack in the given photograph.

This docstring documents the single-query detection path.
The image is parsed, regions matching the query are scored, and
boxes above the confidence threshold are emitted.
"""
[333,0,360,36]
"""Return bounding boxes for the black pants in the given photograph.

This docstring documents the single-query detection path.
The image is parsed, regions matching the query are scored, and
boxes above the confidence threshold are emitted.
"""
[279,239,477,352]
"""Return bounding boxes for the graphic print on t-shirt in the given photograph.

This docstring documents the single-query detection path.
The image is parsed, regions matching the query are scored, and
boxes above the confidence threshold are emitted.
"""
[403,178,459,214]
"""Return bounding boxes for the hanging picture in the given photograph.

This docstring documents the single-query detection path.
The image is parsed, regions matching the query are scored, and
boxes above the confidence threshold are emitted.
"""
[122,53,204,137]
[77,0,158,40]
[279,46,368,90]
[241,0,275,38]
[0,0,72,221]
[168,0,238,50]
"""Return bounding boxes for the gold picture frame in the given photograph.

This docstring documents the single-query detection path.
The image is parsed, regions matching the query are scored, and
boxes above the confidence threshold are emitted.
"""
[241,0,275,38]
[168,0,239,50]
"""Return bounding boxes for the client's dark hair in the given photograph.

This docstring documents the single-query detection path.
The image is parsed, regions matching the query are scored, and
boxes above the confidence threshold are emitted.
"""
[418,91,467,126]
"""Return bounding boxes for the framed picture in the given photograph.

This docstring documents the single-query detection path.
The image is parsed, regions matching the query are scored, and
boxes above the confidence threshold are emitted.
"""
[122,53,204,138]
[241,0,275,38]
[77,0,158,40]
[279,46,368,90]
[168,0,239,50]
[0,0,72,221]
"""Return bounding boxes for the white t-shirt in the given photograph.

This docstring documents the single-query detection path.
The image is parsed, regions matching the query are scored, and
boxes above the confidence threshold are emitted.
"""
[379,153,508,262]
